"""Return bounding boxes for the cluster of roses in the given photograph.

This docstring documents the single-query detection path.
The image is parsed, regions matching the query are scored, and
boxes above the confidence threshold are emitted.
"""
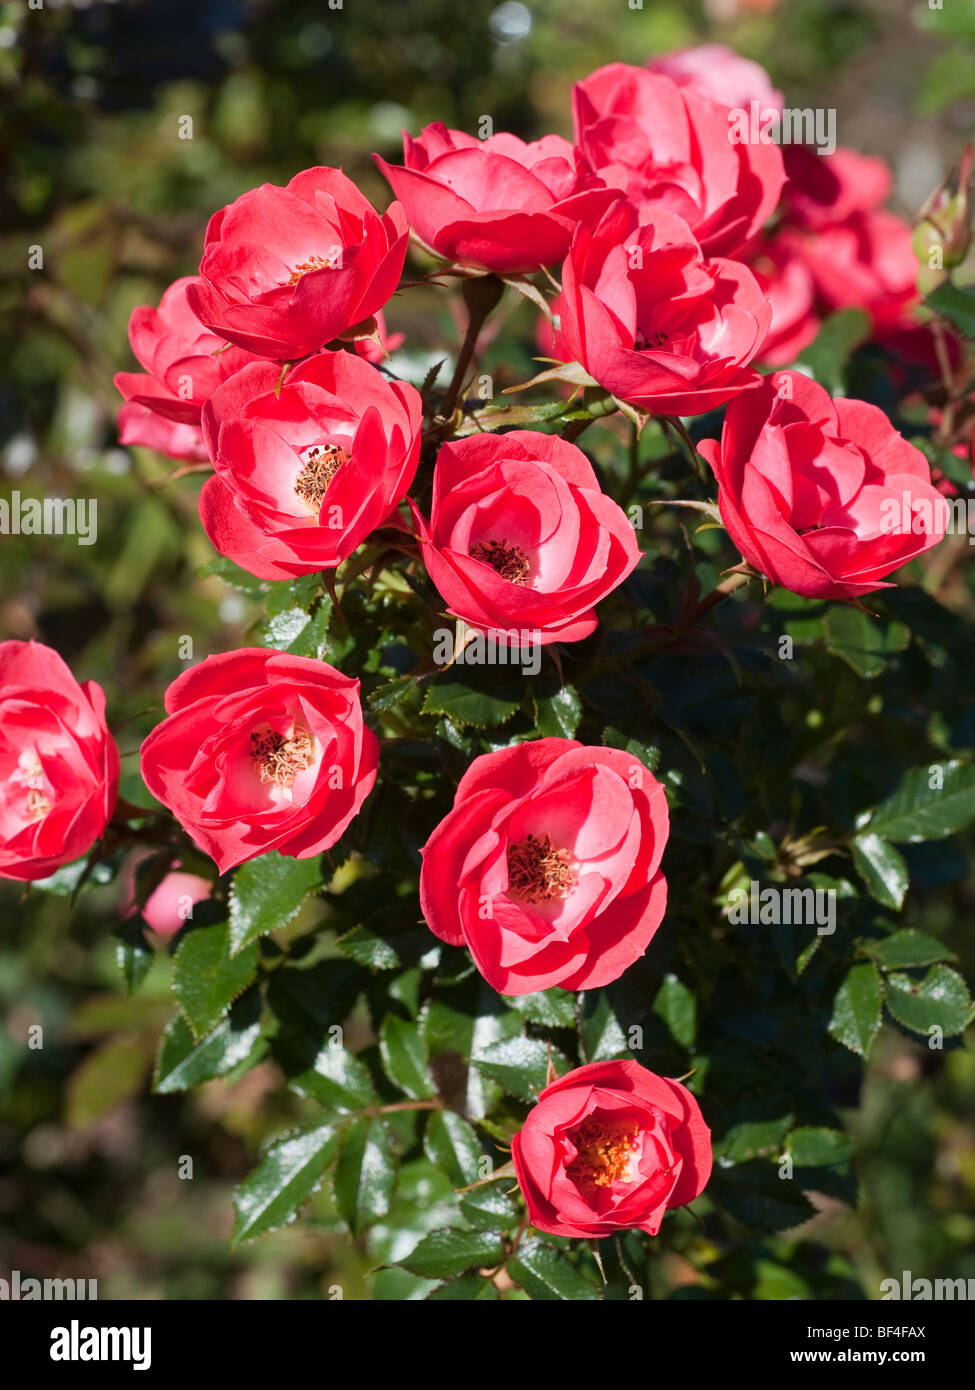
[3,47,953,1241]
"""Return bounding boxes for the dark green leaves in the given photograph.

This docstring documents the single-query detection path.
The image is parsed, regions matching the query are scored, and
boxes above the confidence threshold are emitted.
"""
[400,1227,504,1279]
[423,1110,483,1186]
[172,921,259,1038]
[153,987,263,1093]
[228,851,323,954]
[379,1015,437,1099]
[927,281,975,338]
[232,1123,340,1244]
[865,929,956,970]
[862,761,975,843]
[829,962,884,1057]
[507,1238,601,1300]
[422,669,522,728]
[884,965,972,1037]
[851,832,909,910]
[333,1117,397,1236]
[471,1036,569,1102]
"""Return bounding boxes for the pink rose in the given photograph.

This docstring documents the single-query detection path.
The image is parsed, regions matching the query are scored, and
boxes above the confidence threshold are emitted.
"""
[186,168,409,360]
[410,431,641,644]
[121,853,213,938]
[648,43,784,116]
[419,739,669,995]
[140,649,378,874]
[199,349,422,579]
[572,63,784,256]
[374,124,615,274]
[555,200,771,416]
[0,641,119,881]
[745,233,819,367]
[698,370,949,599]
[512,1060,712,1238]
[118,403,209,464]
[113,276,257,426]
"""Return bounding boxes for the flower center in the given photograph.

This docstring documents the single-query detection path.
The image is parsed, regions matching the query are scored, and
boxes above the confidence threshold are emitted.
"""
[506,832,575,903]
[294,444,349,513]
[249,726,314,787]
[287,254,334,286]
[9,752,51,822]
[471,539,531,585]
[566,1116,640,1191]
[634,327,669,351]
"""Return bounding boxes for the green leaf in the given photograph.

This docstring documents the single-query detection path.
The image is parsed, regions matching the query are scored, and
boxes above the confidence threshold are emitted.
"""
[426,1275,500,1300]
[400,1227,504,1279]
[423,1110,484,1186]
[228,851,323,954]
[864,761,975,843]
[851,833,909,910]
[231,1123,340,1244]
[653,973,697,1048]
[884,965,972,1038]
[379,1015,436,1099]
[172,921,259,1038]
[115,916,153,994]
[716,1115,793,1163]
[506,988,576,1028]
[927,281,975,338]
[711,1161,816,1231]
[795,308,870,393]
[288,1043,377,1111]
[829,962,884,1057]
[533,683,583,739]
[459,1184,519,1233]
[507,1238,600,1300]
[786,1127,855,1167]
[333,1118,396,1236]
[153,987,263,1093]
[471,1036,570,1103]
[422,671,522,728]
[865,929,957,971]
[65,1037,150,1129]
[580,992,628,1062]
[337,922,433,971]
[824,606,909,679]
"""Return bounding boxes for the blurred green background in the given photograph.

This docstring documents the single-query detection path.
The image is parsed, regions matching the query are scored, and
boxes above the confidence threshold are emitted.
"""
[1,0,973,1300]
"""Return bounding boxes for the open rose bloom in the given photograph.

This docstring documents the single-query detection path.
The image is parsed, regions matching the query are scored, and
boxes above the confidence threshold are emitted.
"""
[420,739,669,995]
[187,167,409,360]
[0,641,119,881]
[200,350,422,578]
[375,124,614,274]
[555,201,770,416]
[572,63,784,256]
[410,431,641,645]
[140,649,378,874]
[512,1060,712,1238]
[698,372,948,600]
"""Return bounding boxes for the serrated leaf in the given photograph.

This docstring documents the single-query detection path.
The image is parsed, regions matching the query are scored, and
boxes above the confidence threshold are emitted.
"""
[506,988,576,1028]
[400,1227,504,1279]
[829,962,884,1057]
[653,973,696,1048]
[864,761,975,843]
[115,916,153,994]
[172,921,258,1038]
[884,965,972,1037]
[288,1043,377,1111]
[153,987,263,1093]
[471,1035,569,1102]
[712,1161,816,1231]
[228,851,323,954]
[333,1117,396,1235]
[426,1274,500,1300]
[824,606,909,679]
[533,683,583,739]
[380,1014,436,1099]
[786,1127,855,1167]
[424,1110,483,1186]
[459,1183,519,1232]
[422,672,522,728]
[851,832,909,910]
[716,1115,793,1163]
[580,992,628,1062]
[337,922,432,971]
[507,1238,600,1300]
[231,1123,340,1244]
[865,929,957,970]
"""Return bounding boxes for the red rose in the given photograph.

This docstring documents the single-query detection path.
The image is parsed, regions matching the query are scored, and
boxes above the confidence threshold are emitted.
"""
[698,370,949,600]
[744,233,819,367]
[419,739,669,995]
[113,276,257,427]
[648,43,784,116]
[199,350,422,579]
[781,144,894,231]
[781,210,918,331]
[511,1060,712,1238]
[0,641,119,882]
[186,167,409,360]
[118,403,209,464]
[409,431,641,645]
[555,200,770,416]
[374,124,614,274]
[140,649,378,874]
[572,63,784,257]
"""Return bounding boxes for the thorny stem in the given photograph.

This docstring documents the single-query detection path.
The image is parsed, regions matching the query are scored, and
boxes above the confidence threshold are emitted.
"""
[439,276,504,421]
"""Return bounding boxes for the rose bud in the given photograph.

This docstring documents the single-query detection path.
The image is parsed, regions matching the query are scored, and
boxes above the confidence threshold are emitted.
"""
[186,167,409,360]
[374,124,615,275]
[199,350,422,579]
[410,431,641,645]
[120,852,213,939]
[113,275,258,427]
[512,1060,712,1238]
[0,641,119,882]
[139,649,378,874]
[555,200,770,417]
[698,370,949,600]
[572,63,784,257]
[420,739,669,996]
